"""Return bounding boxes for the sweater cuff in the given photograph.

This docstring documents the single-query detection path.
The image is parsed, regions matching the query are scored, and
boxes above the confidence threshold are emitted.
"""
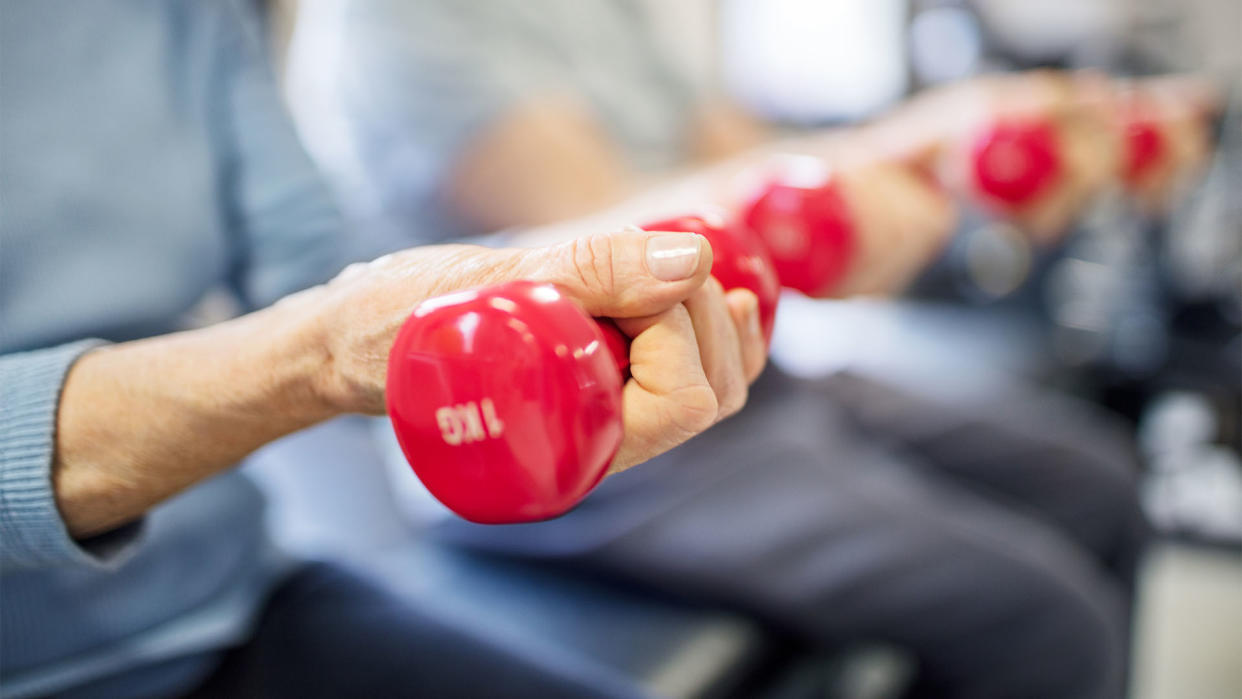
[1,340,146,570]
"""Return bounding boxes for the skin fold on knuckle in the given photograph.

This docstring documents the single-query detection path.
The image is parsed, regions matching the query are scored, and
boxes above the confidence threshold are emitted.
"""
[663,382,720,436]
[717,314,750,415]
[429,248,515,294]
[567,234,617,299]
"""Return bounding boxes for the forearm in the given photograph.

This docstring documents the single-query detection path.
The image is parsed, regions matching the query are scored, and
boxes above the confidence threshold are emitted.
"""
[444,95,636,232]
[504,129,854,249]
[53,300,335,538]
[444,95,790,235]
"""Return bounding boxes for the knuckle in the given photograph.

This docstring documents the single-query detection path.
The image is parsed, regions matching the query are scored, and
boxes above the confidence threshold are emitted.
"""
[669,384,720,434]
[333,262,368,283]
[688,276,724,308]
[747,355,768,383]
[718,380,748,419]
[570,235,617,295]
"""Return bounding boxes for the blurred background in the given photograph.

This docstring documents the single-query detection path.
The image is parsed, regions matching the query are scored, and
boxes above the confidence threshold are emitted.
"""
[244,1,1239,697]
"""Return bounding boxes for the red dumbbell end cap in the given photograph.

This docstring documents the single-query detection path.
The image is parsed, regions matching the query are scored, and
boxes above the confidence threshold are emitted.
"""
[386,281,624,524]
[970,119,1063,209]
[741,175,856,297]
[1122,118,1165,185]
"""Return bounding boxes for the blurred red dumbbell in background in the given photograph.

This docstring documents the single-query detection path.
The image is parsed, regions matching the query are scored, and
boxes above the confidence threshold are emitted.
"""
[870,72,1124,242]
[737,155,857,298]
[969,118,1065,213]
[732,145,956,299]
[1105,77,1217,213]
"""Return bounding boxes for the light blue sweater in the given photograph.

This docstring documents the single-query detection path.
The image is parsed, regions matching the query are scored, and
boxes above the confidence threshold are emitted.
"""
[1,1,347,695]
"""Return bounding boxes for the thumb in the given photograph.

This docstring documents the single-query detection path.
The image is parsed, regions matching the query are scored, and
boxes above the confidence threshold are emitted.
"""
[504,227,714,318]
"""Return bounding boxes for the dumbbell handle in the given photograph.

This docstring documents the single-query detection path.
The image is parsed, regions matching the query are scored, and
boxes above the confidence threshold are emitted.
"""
[595,318,631,376]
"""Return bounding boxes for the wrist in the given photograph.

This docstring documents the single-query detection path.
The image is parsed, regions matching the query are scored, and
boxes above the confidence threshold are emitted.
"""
[270,283,391,417]
[51,307,343,538]
[240,293,344,425]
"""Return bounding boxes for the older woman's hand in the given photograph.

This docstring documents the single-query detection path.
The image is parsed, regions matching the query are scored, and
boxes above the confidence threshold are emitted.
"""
[1107,75,1218,214]
[52,227,764,537]
[293,227,767,474]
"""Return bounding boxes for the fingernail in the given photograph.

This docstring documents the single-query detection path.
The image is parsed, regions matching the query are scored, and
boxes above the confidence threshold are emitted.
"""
[646,233,702,281]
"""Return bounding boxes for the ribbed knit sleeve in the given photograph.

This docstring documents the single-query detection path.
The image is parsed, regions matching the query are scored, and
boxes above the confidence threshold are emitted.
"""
[0,340,145,570]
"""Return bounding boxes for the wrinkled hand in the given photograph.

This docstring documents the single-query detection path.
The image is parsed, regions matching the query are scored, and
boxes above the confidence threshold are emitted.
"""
[284,228,766,475]
[678,135,958,298]
[874,71,1124,242]
[1104,75,1218,213]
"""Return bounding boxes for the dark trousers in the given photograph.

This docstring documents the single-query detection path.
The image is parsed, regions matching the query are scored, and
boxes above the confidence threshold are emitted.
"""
[186,369,1146,698]
[435,370,1149,699]
[184,562,614,699]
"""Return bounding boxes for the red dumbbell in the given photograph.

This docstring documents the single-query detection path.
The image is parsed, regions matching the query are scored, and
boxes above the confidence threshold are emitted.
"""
[387,281,627,524]
[737,157,856,297]
[969,119,1064,211]
[387,219,779,524]
[1119,100,1167,187]
[1123,119,1164,185]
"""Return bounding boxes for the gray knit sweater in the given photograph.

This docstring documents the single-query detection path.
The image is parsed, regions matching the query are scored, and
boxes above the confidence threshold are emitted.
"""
[1,2,345,695]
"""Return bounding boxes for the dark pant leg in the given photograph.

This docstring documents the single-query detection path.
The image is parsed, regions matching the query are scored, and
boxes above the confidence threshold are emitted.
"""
[185,562,618,699]
[818,371,1150,596]
[437,373,1129,699]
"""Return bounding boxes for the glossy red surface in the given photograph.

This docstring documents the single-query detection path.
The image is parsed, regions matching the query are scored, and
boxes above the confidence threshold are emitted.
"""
[1122,118,1165,185]
[970,119,1063,210]
[386,281,625,523]
[641,213,781,343]
[596,318,631,377]
[741,178,856,297]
